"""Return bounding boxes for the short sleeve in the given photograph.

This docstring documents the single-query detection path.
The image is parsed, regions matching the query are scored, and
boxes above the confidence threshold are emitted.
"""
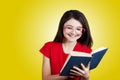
[39,42,52,58]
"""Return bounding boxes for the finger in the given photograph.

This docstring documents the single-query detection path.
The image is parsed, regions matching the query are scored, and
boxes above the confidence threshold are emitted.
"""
[87,62,90,69]
[70,72,78,76]
[81,63,86,70]
[72,66,85,74]
[70,69,83,76]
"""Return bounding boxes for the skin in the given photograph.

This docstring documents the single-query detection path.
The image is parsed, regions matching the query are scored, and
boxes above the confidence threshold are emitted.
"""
[42,18,90,80]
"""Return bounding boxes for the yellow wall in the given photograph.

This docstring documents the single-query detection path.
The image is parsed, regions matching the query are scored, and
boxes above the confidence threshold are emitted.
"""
[1,0,120,80]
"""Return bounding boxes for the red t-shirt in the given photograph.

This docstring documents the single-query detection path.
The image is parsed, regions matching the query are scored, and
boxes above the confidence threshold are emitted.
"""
[40,41,92,80]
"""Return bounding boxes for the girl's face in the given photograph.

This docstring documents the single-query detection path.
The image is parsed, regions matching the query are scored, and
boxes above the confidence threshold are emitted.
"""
[63,18,84,42]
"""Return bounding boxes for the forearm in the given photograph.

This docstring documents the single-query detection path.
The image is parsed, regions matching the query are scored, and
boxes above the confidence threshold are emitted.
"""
[42,56,68,80]
[81,76,89,80]
[43,74,68,80]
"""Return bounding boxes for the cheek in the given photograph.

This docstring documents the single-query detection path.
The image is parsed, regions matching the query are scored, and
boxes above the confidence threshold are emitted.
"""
[63,28,69,34]
[76,32,82,37]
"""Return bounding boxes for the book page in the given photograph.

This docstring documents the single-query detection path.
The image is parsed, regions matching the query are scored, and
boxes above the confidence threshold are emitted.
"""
[91,47,108,54]
[60,55,71,73]
[70,51,92,57]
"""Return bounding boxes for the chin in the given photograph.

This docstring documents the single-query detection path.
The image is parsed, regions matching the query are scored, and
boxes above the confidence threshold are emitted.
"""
[67,39,77,42]
[64,37,79,42]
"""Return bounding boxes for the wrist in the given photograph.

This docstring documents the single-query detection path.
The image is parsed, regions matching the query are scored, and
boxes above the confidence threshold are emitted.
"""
[81,76,89,80]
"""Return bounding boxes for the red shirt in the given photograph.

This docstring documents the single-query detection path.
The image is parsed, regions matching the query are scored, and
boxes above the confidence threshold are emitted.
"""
[40,41,92,80]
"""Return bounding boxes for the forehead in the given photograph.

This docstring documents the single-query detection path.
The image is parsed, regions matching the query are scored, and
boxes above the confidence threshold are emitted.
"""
[64,18,82,27]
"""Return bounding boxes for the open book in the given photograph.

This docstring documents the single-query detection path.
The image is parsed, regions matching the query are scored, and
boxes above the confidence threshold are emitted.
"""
[60,47,108,76]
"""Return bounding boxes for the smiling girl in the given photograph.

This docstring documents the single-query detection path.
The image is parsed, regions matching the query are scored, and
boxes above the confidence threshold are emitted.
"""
[40,10,93,80]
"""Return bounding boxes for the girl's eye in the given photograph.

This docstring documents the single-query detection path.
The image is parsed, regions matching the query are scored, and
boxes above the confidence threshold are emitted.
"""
[77,28,82,31]
[67,27,72,29]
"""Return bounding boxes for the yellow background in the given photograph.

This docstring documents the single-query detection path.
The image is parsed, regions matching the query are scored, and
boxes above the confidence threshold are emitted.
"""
[1,0,120,80]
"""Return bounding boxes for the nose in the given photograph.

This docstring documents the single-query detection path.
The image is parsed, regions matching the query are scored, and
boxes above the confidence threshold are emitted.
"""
[71,29,76,35]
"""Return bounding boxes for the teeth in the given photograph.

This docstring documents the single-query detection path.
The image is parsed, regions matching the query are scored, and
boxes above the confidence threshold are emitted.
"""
[68,34,75,37]
[70,35,75,37]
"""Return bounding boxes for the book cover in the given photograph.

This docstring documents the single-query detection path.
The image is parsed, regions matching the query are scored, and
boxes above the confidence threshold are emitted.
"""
[60,47,108,76]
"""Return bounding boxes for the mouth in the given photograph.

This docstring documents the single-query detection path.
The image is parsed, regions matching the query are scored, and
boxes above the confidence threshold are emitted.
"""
[68,34,76,38]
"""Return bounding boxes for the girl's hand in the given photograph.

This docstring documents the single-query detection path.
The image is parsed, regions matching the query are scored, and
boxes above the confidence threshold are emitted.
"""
[70,62,90,80]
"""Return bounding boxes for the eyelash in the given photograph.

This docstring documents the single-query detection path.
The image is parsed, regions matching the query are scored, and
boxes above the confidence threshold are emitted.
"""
[67,27,72,29]
[77,28,82,30]
[66,27,82,31]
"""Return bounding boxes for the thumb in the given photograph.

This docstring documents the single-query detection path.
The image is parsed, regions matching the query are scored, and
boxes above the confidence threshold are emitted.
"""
[87,62,90,69]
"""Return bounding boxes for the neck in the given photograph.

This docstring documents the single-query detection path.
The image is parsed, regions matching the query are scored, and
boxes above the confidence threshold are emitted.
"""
[62,41,77,54]
[62,38,77,45]
[63,41,77,46]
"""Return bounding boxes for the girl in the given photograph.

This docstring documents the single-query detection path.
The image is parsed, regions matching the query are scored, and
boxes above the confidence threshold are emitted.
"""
[40,10,93,80]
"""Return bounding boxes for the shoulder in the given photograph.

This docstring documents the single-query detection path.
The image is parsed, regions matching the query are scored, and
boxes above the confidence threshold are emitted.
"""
[40,41,61,58]
[76,42,92,53]
[42,41,62,49]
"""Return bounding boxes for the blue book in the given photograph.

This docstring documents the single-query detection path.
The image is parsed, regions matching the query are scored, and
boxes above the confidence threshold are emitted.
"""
[60,47,108,76]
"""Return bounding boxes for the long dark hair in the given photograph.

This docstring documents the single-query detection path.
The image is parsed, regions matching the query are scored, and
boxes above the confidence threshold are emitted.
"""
[53,10,93,47]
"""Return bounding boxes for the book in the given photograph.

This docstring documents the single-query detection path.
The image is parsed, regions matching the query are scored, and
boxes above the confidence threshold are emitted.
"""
[60,47,108,76]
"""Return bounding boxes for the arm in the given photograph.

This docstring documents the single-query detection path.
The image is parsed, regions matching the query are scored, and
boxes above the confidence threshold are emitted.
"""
[70,62,90,80]
[42,56,68,80]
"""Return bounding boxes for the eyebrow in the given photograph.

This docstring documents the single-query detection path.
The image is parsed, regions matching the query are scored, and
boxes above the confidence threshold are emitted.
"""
[65,25,82,28]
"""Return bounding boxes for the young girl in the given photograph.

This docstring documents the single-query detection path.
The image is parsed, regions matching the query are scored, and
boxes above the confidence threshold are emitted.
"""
[40,10,93,80]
